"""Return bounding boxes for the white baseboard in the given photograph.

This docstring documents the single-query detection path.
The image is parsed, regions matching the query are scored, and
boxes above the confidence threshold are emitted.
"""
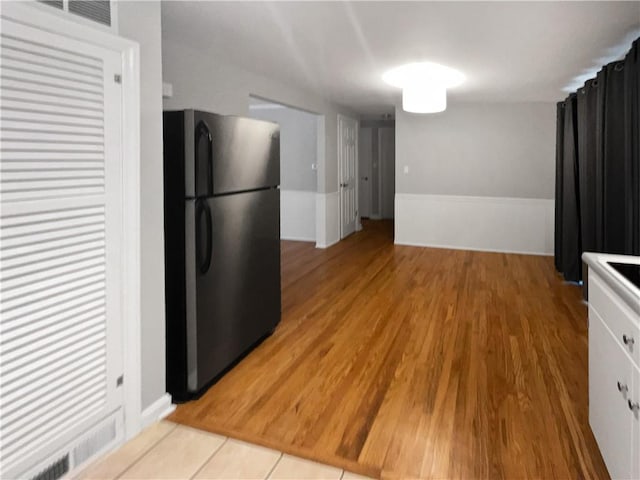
[281,235,316,242]
[395,193,554,255]
[141,393,175,430]
[316,191,340,249]
[316,238,340,249]
[281,190,315,242]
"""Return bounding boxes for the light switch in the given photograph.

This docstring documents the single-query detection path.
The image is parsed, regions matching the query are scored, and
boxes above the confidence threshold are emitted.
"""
[162,82,173,98]
[311,163,317,171]
[403,165,409,174]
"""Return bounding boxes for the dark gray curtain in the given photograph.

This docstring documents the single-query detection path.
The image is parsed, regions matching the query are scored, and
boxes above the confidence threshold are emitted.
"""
[602,60,628,254]
[554,37,639,282]
[625,40,639,255]
[561,94,582,282]
[577,78,601,254]
[594,67,607,250]
[554,102,565,272]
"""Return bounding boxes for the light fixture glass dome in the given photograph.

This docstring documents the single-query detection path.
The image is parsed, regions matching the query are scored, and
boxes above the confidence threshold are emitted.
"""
[383,62,464,113]
[383,62,465,89]
[402,83,446,113]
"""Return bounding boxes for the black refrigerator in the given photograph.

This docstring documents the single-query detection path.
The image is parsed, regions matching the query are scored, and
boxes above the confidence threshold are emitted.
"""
[163,110,281,401]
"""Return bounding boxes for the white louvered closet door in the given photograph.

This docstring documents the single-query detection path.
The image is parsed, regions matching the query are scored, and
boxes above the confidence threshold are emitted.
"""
[0,14,124,478]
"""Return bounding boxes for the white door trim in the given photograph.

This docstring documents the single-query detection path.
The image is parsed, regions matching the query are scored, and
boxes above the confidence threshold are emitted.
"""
[2,3,142,441]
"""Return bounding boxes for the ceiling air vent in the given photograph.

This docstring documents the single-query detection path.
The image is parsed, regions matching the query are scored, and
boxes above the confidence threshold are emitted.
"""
[38,0,64,9]
[68,1,111,26]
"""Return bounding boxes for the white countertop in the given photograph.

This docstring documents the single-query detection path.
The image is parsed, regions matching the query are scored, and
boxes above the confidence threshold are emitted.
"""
[582,252,640,315]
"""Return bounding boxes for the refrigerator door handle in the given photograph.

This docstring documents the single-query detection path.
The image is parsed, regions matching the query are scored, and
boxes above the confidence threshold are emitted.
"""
[195,199,213,274]
[195,120,214,196]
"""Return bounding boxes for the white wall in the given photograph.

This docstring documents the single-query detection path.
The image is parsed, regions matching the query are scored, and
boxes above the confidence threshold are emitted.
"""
[280,190,316,242]
[118,1,168,413]
[395,102,556,254]
[395,194,554,255]
[249,104,318,242]
[379,127,395,219]
[249,103,318,192]
[162,38,355,196]
[161,37,357,248]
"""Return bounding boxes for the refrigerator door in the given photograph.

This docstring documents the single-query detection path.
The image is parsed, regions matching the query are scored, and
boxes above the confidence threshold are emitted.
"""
[188,188,281,391]
[194,111,280,195]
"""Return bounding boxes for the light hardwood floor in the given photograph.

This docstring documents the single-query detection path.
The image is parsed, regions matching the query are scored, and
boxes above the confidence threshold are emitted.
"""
[170,220,609,479]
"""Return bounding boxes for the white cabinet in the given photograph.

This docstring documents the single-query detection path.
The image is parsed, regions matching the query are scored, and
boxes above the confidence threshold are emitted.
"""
[632,367,640,480]
[588,270,640,480]
[589,310,635,479]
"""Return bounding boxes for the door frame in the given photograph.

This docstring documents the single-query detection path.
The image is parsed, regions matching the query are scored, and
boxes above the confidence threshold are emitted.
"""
[358,127,372,220]
[3,3,143,441]
[338,114,360,237]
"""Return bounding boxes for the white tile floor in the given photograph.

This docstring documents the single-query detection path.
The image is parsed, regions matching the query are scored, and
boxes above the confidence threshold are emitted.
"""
[75,421,375,480]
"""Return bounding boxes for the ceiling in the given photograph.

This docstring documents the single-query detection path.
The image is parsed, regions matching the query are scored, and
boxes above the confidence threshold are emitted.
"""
[161,1,640,115]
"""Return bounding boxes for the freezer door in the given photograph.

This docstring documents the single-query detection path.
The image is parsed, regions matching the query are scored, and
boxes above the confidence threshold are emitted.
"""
[189,188,281,391]
[194,111,280,194]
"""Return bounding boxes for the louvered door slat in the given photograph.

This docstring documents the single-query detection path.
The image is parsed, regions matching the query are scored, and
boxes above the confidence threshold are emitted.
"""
[2,140,104,153]
[1,56,103,84]
[0,34,103,69]
[0,11,123,478]
[2,305,105,359]
[1,77,104,103]
[2,364,105,443]
[2,329,105,395]
[2,350,103,417]
[2,129,104,143]
[2,268,105,314]
[1,48,102,77]
[2,276,105,324]
[2,100,103,119]
[2,376,105,462]
[2,89,104,111]
[0,107,104,126]
[2,151,104,161]
[1,298,105,345]
[1,66,103,94]
[2,230,104,260]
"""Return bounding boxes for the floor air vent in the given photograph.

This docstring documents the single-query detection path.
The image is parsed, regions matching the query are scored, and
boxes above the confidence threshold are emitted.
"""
[73,419,117,467]
[30,455,69,480]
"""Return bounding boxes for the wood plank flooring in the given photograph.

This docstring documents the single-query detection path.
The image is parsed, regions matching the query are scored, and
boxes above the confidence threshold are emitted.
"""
[170,220,609,479]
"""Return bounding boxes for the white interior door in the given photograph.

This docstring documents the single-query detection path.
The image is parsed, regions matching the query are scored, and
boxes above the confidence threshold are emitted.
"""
[338,115,357,238]
[0,15,125,478]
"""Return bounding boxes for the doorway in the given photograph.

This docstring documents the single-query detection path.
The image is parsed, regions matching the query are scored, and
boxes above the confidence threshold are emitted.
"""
[359,117,396,223]
[249,97,321,243]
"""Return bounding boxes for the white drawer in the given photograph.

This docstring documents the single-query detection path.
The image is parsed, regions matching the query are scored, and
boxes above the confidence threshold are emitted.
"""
[590,273,640,369]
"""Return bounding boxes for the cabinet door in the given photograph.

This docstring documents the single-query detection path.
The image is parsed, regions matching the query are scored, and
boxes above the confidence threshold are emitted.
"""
[632,366,640,480]
[590,312,634,479]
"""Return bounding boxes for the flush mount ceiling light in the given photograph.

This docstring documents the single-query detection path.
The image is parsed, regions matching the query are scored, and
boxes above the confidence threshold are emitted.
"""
[383,62,465,113]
